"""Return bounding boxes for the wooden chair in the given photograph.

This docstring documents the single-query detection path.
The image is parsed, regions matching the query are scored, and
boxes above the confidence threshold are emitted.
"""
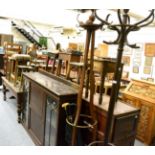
[3,42,22,79]
[9,54,31,86]
[45,52,59,73]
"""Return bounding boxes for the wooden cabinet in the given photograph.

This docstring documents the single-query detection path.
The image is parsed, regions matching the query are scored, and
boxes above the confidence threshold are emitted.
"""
[22,70,78,145]
[83,94,140,146]
[0,54,4,85]
[0,54,4,69]
[122,79,155,145]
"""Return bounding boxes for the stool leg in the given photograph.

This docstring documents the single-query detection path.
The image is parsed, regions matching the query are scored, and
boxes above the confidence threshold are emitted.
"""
[66,63,71,79]
[56,59,62,76]
[14,61,18,86]
[3,84,7,101]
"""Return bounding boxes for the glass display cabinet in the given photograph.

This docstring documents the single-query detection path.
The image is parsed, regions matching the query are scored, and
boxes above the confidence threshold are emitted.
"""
[22,69,78,145]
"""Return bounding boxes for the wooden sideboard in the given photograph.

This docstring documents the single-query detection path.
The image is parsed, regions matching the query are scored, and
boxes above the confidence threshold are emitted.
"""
[83,94,140,146]
[122,79,155,145]
[22,70,78,145]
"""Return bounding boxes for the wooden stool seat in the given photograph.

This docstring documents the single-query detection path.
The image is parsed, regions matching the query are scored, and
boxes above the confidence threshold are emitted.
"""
[10,54,31,60]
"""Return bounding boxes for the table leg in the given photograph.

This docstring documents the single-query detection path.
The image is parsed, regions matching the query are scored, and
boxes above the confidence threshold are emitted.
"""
[99,63,107,105]
[77,66,82,84]
[3,84,7,101]
[66,61,71,79]
[56,59,62,76]
[85,69,90,98]
[17,93,23,123]
[51,59,56,73]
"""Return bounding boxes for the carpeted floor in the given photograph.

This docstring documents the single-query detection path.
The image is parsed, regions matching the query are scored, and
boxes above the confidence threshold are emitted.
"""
[0,88,34,146]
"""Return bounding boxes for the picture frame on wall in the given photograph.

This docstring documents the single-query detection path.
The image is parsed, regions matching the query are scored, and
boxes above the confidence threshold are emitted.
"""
[145,43,155,56]
[147,77,154,82]
[143,66,152,74]
[133,66,139,73]
[122,56,130,66]
[123,46,132,55]
[144,56,153,66]
[133,58,141,66]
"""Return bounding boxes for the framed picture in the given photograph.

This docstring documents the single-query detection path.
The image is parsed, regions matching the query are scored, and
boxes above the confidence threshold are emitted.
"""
[122,56,130,66]
[147,77,154,82]
[145,43,155,56]
[143,66,152,74]
[144,56,153,66]
[136,43,144,51]
[133,58,141,66]
[123,46,132,55]
[133,66,139,73]
[78,43,84,52]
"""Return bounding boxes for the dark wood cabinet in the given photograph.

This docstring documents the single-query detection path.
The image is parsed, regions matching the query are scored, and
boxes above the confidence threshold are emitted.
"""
[22,70,78,145]
[0,54,4,85]
[0,54,4,69]
[83,94,140,146]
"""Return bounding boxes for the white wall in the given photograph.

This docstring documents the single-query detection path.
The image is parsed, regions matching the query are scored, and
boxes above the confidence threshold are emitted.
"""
[0,19,12,34]
[11,27,30,43]
[96,28,155,81]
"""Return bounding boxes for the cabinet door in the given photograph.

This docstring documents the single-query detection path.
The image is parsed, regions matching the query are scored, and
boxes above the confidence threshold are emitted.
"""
[44,96,59,145]
[111,113,139,146]
[29,82,46,145]
[136,101,154,144]
[22,79,30,128]
[95,107,106,140]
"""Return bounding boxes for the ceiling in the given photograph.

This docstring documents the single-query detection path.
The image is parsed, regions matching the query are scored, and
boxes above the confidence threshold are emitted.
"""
[1,8,155,35]
[0,6,155,27]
